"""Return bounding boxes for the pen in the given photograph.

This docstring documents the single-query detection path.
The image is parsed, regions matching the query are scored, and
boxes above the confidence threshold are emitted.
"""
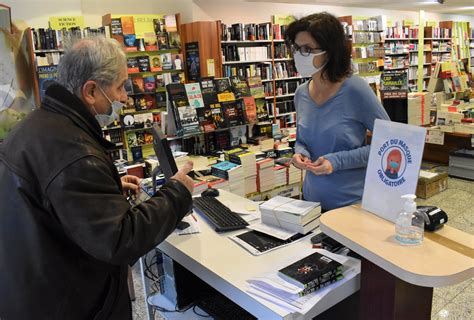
[191,214,197,222]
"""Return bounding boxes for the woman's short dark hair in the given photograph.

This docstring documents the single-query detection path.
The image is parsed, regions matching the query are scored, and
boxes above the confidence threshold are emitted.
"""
[285,12,351,83]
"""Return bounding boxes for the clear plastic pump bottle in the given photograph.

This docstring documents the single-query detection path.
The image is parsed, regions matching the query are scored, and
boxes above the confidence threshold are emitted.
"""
[395,194,424,245]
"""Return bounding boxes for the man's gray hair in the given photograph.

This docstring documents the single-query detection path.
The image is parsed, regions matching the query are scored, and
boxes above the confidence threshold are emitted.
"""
[56,36,126,96]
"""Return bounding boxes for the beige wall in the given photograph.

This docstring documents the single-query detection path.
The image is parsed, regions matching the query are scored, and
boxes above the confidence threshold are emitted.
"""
[3,0,473,28]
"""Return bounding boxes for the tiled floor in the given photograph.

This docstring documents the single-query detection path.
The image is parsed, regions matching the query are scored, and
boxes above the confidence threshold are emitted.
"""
[131,177,473,320]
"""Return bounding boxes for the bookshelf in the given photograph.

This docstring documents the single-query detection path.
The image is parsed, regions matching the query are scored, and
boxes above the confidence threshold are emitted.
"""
[102,13,185,161]
[339,15,385,98]
[27,26,107,107]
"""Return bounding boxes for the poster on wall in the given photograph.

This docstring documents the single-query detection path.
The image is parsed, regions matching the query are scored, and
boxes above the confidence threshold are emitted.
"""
[381,70,408,99]
[362,119,426,222]
[185,42,200,82]
[0,5,36,141]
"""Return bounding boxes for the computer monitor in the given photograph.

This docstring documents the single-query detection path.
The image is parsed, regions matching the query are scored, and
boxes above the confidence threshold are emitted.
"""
[152,124,178,180]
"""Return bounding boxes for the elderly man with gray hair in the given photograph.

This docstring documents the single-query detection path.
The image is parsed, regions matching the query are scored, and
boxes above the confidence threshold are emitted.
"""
[0,37,194,319]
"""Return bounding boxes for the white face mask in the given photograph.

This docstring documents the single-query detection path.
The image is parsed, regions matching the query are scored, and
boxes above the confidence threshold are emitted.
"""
[293,50,327,77]
[94,87,125,127]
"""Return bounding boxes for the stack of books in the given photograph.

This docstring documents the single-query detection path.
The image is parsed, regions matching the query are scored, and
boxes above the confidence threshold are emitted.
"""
[256,158,275,192]
[272,165,287,188]
[192,180,209,196]
[211,161,245,196]
[260,196,321,234]
[277,252,344,296]
[275,157,301,185]
[228,149,257,195]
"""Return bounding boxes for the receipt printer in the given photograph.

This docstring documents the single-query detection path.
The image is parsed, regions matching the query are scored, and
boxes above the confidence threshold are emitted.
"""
[417,206,448,231]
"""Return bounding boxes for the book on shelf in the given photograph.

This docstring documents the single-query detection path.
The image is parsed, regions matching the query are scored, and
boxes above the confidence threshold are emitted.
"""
[123,34,137,52]
[37,65,58,101]
[143,32,158,51]
[255,99,269,122]
[161,53,173,70]
[215,77,236,102]
[166,83,201,135]
[143,76,156,93]
[138,56,151,72]
[230,76,251,99]
[110,18,124,44]
[247,76,265,99]
[199,77,218,105]
[172,53,183,70]
[131,76,145,93]
[242,96,258,124]
[278,252,343,290]
[222,101,246,127]
[127,57,139,73]
[184,83,205,109]
[149,54,162,72]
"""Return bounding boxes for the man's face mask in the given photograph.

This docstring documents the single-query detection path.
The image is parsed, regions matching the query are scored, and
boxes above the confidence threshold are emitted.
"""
[93,86,125,127]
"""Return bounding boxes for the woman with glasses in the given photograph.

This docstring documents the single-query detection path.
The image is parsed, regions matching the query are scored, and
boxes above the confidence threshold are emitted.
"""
[286,12,390,211]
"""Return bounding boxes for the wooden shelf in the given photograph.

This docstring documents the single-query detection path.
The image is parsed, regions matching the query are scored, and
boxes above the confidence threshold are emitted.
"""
[385,52,409,56]
[265,93,295,100]
[262,76,303,82]
[222,59,272,65]
[221,40,273,44]
[128,69,184,75]
[385,67,408,71]
[125,48,180,54]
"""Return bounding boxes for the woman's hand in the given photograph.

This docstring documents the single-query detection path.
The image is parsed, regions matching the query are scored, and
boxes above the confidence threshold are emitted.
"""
[306,157,333,176]
[121,175,141,197]
[292,153,311,170]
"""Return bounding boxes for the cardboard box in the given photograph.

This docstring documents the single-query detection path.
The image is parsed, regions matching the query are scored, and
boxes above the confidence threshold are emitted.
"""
[416,171,448,199]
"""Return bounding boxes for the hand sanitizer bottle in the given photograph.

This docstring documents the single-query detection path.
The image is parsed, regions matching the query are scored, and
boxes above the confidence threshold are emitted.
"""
[395,194,424,245]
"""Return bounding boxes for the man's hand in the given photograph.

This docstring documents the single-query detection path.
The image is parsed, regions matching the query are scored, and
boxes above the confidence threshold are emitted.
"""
[121,175,141,197]
[306,157,334,176]
[291,153,311,170]
[170,161,194,194]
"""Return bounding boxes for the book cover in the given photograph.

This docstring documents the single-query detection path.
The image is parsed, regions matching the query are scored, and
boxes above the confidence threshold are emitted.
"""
[255,98,268,121]
[131,146,143,162]
[124,78,133,95]
[156,92,167,107]
[124,96,136,113]
[126,131,138,147]
[121,16,135,34]
[196,106,216,133]
[144,76,156,93]
[242,96,257,124]
[199,77,219,106]
[150,54,162,72]
[136,131,145,145]
[138,56,150,73]
[169,32,181,49]
[144,94,156,110]
[278,252,343,289]
[134,96,148,111]
[172,53,183,70]
[185,42,200,81]
[221,101,240,128]
[172,72,185,84]
[177,106,201,135]
[209,102,225,129]
[133,113,146,129]
[110,18,124,44]
[215,77,236,102]
[247,76,265,99]
[161,53,173,70]
[230,76,251,98]
[155,74,165,89]
[166,83,189,134]
[143,32,158,51]
[164,15,177,32]
[127,57,139,73]
[184,83,205,109]
[144,131,154,144]
[37,65,58,101]
[131,76,145,93]
[123,34,137,52]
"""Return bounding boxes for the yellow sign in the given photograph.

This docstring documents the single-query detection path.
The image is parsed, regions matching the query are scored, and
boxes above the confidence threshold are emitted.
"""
[387,20,393,28]
[49,16,85,29]
[272,15,295,26]
[426,21,437,27]
[403,19,414,27]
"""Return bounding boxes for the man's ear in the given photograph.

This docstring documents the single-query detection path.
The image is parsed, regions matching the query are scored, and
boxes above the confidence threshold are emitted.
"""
[81,80,97,107]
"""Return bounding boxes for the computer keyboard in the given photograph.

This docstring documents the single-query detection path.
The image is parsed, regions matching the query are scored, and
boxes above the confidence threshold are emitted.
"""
[193,196,249,232]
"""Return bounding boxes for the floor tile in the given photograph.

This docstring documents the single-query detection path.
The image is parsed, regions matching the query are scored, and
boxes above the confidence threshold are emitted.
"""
[431,300,473,320]
[434,279,472,301]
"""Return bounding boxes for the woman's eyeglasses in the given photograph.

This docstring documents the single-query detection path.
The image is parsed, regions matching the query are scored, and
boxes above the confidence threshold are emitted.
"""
[291,44,324,56]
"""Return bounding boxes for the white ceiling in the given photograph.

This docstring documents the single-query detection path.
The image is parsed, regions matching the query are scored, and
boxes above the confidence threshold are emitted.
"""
[244,0,474,15]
